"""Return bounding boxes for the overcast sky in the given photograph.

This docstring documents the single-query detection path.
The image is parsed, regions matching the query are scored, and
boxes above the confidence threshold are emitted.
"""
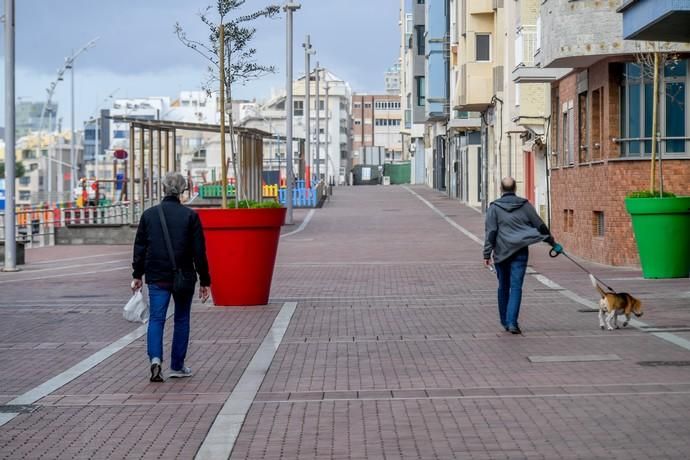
[0,0,401,128]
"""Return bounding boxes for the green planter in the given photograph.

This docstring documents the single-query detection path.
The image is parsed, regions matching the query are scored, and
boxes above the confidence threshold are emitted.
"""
[625,196,690,279]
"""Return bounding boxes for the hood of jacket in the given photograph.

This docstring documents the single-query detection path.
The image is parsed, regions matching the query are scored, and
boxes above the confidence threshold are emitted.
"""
[493,193,528,213]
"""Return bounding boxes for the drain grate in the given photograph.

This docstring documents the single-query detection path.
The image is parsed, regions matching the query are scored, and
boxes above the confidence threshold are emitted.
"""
[637,361,690,367]
[578,308,599,313]
[0,404,37,414]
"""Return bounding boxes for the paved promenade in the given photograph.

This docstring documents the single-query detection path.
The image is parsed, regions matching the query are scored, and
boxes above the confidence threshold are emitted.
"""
[1,185,689,459]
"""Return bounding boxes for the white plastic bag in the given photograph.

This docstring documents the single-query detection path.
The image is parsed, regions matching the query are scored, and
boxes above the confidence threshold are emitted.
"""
[123,289,149,323]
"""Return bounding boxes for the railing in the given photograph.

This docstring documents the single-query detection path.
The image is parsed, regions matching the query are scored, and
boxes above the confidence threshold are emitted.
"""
[278,180,324,208]
[0,202,134,248]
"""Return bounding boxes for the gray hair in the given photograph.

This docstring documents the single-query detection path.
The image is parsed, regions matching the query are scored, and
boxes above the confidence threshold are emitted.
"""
[162,172,187,197]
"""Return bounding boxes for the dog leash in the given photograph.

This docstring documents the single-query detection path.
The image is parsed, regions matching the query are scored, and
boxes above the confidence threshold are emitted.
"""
[549,244,616,292]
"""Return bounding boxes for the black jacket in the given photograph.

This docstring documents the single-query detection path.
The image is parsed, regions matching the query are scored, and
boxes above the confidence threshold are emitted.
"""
[132,196,211,287]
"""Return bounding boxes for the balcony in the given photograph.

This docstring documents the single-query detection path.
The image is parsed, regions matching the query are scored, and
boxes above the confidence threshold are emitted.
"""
[537,0,690,69]
[618,0,690,42]
[469,0,493,15]
[455,63,493,112]
[512,23,572,84]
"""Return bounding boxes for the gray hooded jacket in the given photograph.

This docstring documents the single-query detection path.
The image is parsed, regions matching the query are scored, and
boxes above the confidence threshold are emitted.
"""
[483,193,553,264]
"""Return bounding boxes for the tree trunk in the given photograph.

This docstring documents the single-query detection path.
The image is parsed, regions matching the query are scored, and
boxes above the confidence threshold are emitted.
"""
[219,24,227,209]
[226,42,240,208]
[650,52,659,194]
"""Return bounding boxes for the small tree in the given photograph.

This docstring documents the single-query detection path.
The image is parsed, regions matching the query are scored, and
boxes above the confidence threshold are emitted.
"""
[0,161,26,179]
[175,0,280,208]
[634,42,682,197]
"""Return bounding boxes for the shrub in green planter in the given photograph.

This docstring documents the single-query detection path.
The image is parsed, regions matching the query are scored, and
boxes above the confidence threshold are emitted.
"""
[236,200,283,209]
[627,190,676,199]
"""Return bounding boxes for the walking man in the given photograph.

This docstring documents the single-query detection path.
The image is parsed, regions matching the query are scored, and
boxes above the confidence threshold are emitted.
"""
[483,177,556,334]
[132,172,211,381]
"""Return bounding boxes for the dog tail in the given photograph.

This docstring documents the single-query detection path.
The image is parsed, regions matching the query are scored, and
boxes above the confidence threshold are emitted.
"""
[589,274,607,298]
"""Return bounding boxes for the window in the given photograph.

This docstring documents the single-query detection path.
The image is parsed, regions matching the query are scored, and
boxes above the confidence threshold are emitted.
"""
[294,100,304,116]
[19,176,31,186]
[193,149,206,160]
[578,92,588,163]
[416,76,425,106]
[563,209,574,232]
[315,100,324,110]
[621,60,688,156]
[353,102,361,109]
[113,130,128,139]
[417,0,424,3]
[591,88,603,160]
[364,102,372,109]
[19,191,31,201]
[415,25,425,56]
[593,211,605,237]
[476,34,491,62]
[354,119,362,126]
[562,107,574,165]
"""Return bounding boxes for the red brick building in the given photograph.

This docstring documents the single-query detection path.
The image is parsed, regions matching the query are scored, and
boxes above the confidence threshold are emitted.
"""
[351,94,402,164]
[549,56,690,266]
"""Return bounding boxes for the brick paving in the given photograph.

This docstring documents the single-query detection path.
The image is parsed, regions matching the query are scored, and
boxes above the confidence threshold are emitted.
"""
[1,185,689,459]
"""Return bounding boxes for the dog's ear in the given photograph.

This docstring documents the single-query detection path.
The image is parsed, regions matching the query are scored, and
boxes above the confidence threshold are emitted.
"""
[633,298,643,315]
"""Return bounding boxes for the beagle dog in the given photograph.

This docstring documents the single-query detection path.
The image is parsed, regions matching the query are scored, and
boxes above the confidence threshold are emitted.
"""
[590,274,643,330]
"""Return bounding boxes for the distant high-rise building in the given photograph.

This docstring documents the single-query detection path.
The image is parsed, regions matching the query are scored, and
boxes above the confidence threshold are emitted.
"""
[16,101,58,138]
[384,63,401,95]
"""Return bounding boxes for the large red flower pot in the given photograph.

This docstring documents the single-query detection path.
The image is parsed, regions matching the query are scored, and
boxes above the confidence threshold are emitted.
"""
[195,207,286,306]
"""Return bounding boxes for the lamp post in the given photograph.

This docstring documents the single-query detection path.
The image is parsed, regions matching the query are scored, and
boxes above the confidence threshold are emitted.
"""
[284,2,301,225]
[303,35,315,183]
[42,38,98,205]
[3,0,18,272]
[315,62,320,181]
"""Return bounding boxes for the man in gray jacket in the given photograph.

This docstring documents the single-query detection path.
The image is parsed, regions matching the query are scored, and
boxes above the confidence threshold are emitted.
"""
[483,177,556,334]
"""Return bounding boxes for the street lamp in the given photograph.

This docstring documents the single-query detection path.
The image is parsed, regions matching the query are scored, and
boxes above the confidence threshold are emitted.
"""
[303,35,315,182]
[66,38,99,200]
[40,38,98,205]
[284,2,301,225]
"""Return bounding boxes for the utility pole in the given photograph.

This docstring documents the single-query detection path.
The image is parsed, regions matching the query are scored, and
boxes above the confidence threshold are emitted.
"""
[315,62,320,181]
[284,2,301,225]
[302,35,315,183]
[3,0,18,271]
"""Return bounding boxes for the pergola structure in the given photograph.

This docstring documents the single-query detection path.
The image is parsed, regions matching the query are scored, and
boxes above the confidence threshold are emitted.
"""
[108,116,271,224]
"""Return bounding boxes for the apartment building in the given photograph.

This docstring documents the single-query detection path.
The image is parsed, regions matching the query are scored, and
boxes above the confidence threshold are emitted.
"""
[15,132,82,205]
[538,0,690,266]
[238,68,353,185]
[352,94,403,164]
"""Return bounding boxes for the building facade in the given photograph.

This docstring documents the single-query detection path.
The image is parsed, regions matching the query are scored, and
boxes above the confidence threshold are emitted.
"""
[539,0,690,265]
[352,94,403,164]
[237,68,353,185]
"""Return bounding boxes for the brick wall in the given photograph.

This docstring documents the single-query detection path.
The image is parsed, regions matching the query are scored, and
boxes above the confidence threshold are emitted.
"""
[549,58,690,267]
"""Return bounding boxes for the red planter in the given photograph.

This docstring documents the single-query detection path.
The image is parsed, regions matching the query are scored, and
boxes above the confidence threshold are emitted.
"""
[194,207,286,306]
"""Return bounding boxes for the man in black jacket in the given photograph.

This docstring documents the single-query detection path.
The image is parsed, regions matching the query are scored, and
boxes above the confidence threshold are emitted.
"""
[132,172,211,382]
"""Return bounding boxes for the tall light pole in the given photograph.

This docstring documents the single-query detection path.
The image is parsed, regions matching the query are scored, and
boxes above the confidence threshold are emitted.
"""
[302,35,315,182]
[3,0,18,272]
[324,80,330,186]
[41,38,97,204]
[315,62,320,181]
[284,2,301,225]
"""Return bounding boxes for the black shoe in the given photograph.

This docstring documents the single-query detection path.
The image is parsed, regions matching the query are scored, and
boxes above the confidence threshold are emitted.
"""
[508,326,522,335]
[150,361,164,382]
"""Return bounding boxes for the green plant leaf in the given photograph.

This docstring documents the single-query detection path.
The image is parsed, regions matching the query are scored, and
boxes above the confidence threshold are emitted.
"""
[627,190,676,198]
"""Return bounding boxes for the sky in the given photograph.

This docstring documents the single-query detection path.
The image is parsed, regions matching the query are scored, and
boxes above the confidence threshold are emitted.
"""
[0,0,401,128]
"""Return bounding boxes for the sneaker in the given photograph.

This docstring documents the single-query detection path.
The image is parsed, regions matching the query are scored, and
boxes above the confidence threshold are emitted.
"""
[150,358,164,382]
[508,326,522,335]
[168,367,193,378]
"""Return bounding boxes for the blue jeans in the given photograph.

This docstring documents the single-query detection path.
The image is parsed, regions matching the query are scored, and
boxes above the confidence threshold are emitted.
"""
[147,284,194,371]
[494,247,529,329]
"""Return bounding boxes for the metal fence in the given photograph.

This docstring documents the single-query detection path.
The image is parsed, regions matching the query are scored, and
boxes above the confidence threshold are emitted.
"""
[0,202,134,248]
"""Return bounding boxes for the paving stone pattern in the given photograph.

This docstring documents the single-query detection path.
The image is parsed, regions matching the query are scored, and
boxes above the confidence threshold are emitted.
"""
[1,186,689,459]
